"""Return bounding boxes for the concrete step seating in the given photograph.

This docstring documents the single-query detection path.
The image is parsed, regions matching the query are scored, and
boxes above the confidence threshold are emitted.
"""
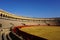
[1,31,24,40]
[1,27,47,40]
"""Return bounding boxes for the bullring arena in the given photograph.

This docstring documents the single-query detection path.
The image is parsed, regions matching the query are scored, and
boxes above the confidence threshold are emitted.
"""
[0,9,60,40]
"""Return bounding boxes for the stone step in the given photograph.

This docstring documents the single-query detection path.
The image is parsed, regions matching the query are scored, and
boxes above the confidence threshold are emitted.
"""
[9,32,24,40]
[1,33,10,40]
[6,34,12,40]
[3,33,8,40]
[2,33,4,40]
[6,35,11,40]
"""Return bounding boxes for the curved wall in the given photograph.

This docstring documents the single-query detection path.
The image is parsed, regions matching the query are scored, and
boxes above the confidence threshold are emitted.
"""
[0,10,60,28]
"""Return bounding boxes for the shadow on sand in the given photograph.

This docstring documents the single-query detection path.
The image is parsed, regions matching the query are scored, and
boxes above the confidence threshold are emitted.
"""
[13,28,48,40]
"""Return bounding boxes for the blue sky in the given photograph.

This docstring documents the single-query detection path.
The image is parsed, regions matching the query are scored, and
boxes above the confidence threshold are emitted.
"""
[0,0,60,18]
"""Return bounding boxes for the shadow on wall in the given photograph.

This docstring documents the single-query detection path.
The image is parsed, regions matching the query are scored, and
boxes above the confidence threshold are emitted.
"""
[54,18,60,26]
[13,28,48,40]
[21,23,26,26]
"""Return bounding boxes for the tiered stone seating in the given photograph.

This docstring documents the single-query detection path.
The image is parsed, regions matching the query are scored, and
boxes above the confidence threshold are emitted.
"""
[1,31,24,40]
[1,26,47,40]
